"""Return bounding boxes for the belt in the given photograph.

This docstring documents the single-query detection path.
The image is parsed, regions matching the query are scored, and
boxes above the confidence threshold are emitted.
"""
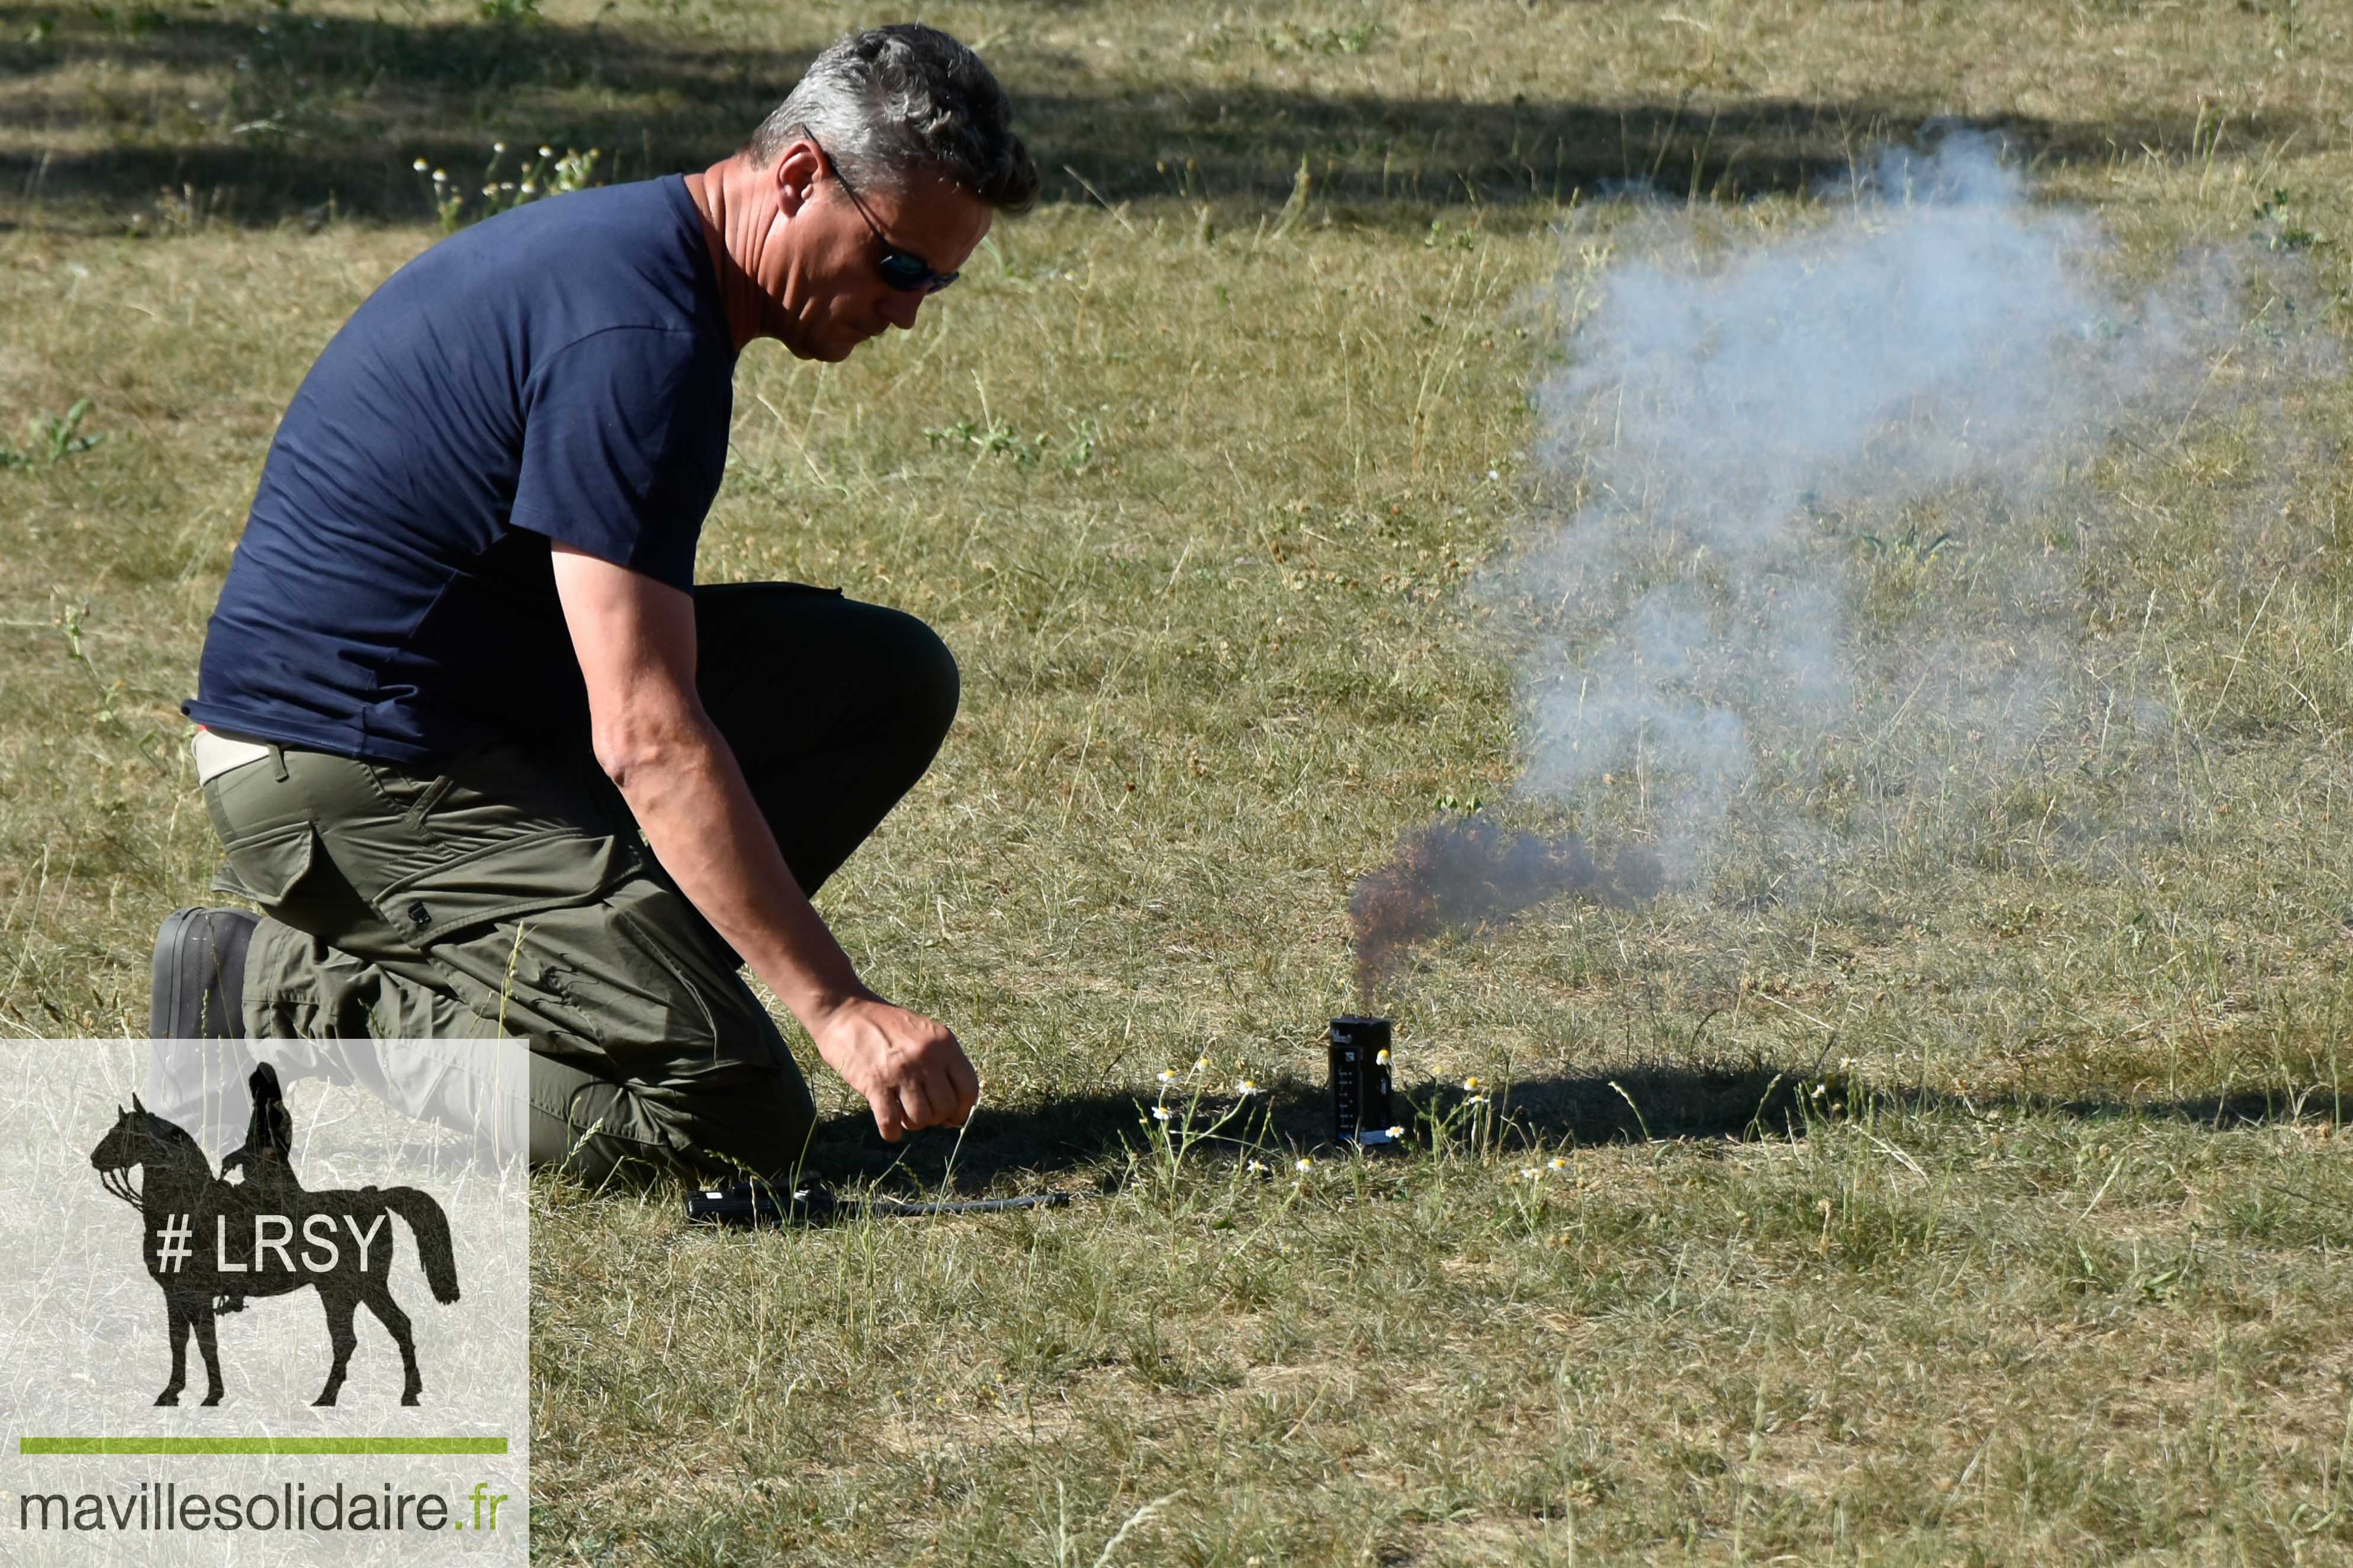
[192,728,275,785]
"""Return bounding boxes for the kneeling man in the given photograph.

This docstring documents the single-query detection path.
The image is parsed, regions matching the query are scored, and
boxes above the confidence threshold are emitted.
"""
[153,25,1034,1182]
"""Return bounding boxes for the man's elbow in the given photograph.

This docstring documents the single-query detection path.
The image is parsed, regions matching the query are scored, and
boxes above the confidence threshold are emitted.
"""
[590,707,705,796]
[592,729,648,793]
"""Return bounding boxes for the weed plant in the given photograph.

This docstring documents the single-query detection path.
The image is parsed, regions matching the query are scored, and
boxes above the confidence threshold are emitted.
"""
[414,141,604,231]
[0,401,104,470]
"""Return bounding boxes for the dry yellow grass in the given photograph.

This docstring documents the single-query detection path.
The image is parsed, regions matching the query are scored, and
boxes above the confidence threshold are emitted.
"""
[7,0,2353,1561]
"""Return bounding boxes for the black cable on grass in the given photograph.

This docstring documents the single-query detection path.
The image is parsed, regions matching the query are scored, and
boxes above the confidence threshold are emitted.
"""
[686,1179,1076,1229]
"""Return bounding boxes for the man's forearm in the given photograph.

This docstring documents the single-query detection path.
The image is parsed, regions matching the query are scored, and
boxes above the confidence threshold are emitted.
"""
[548,543,979,1139]
[606,714,870,1030]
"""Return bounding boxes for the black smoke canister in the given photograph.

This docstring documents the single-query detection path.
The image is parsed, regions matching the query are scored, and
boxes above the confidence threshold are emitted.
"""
[1329,1016,1396,1148]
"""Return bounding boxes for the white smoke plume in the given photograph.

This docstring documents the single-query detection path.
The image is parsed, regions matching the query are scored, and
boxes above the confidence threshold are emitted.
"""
[1353,133,2327,991]
[1497,136,2252,886]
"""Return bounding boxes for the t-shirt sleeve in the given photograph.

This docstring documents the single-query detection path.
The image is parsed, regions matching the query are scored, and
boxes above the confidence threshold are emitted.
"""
[507,326,730,590]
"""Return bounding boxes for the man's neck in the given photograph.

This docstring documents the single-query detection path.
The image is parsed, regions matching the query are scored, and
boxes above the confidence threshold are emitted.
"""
[685,159,771,354]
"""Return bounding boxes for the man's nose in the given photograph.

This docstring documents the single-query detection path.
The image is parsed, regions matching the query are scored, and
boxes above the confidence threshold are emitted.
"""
[881,290,924,331]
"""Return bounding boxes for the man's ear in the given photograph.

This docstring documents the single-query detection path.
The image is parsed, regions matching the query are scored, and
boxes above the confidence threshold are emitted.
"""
[772,139,824,218]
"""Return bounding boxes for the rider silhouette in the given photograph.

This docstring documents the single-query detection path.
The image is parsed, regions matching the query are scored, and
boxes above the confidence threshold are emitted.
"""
[223,1062,294,1184]
[215,1062,295,1315]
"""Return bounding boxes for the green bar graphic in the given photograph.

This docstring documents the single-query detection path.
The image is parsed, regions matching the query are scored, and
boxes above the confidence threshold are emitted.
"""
[21,1437,508,1456]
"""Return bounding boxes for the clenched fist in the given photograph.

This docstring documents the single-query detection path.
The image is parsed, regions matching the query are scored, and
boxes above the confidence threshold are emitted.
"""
[808,994,981,1141]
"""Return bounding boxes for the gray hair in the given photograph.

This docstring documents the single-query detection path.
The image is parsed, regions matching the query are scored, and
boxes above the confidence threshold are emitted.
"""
[744,25,1038,214]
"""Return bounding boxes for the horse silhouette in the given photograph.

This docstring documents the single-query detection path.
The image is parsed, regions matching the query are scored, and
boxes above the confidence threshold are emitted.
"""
[89,1064,461,1407]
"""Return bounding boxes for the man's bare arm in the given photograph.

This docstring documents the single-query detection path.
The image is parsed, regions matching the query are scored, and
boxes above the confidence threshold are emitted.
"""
[548,542,979,1140]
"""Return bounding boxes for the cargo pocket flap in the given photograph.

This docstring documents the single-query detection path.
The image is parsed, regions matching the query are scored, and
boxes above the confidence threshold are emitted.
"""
[374,832,639,945]
[220,822,321,906]
[206,861,256,900]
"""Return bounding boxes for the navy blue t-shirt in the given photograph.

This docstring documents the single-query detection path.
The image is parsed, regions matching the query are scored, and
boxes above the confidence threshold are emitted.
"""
[188,176,735,764]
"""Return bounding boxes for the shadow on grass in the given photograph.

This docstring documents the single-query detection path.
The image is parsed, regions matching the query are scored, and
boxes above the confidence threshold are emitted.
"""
[803,1060,2334,1195]
[1,4,2322,229]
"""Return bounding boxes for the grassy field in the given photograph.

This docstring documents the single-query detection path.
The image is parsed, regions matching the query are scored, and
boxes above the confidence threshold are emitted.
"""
[8,0,2353,1561]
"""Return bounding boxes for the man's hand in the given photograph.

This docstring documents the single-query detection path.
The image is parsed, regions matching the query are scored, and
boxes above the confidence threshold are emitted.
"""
[808,996,981,1141]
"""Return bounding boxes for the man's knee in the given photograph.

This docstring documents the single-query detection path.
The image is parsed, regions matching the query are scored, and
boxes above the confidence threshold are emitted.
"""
[529,1039,817,1184]
[884,606,960,748]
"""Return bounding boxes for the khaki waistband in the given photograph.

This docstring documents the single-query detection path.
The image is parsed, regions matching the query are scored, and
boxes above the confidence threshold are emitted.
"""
[192,728,274,785]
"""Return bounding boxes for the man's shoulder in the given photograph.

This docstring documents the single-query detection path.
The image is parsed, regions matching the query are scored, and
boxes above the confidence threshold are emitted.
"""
[367,178,716,342]
[461,176,695,255]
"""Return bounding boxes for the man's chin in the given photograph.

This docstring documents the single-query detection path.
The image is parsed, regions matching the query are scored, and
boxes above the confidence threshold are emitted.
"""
[810,328,871,364]
[776,314,857,364]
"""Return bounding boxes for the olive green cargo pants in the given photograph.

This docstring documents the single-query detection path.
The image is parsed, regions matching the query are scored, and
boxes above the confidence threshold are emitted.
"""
[199,583,960,1183]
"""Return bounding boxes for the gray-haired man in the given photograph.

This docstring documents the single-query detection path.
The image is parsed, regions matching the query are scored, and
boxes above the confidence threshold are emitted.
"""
[154,25,1038,1182]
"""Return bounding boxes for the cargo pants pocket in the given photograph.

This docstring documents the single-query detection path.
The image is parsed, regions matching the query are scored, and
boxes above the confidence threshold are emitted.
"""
[210,819,373,942]
[477,894,728,1059]
[365,831,642,953]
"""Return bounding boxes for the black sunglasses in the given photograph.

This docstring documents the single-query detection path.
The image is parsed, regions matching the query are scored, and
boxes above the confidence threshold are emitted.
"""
[804,132,959,295]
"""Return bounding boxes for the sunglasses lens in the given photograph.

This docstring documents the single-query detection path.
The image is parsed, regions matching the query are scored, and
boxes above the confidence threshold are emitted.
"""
[877,252,934,292]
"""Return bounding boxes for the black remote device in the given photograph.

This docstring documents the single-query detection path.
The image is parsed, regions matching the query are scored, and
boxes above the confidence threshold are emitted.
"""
[686,1181,839,1228]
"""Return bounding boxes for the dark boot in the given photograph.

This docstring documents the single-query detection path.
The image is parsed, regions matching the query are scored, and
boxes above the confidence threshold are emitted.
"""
[145,908,261,1157]
[149,906,257,1041]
